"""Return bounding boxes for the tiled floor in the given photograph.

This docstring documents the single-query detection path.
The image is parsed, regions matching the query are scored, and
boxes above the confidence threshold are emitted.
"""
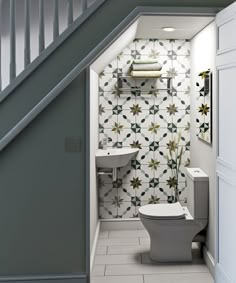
[91,229,214,283]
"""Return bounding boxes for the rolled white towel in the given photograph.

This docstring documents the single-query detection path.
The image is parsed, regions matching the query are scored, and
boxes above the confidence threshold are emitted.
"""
[130,71,162,78]
[132,63,162,71]
[133,59,158,64]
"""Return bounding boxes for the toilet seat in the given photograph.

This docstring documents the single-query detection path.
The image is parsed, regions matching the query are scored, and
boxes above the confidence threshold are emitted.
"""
[139,202,186,220]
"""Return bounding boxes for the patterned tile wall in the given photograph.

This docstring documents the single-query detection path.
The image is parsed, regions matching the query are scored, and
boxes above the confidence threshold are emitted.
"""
[98,39,191,219]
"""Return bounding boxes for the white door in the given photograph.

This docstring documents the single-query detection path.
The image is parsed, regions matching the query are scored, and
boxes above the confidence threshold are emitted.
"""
[215,2,236,283]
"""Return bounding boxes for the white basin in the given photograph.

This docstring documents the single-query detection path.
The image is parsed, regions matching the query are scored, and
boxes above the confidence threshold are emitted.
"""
[96,148,139,168]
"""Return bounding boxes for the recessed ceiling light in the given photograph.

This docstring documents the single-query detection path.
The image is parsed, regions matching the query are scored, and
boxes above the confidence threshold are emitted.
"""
[162,27,176,32]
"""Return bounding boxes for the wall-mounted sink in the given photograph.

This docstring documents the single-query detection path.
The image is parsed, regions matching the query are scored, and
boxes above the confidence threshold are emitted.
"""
[96,148,139,168]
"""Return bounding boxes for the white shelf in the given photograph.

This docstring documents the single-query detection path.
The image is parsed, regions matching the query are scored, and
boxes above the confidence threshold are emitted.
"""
[117,75,173,93]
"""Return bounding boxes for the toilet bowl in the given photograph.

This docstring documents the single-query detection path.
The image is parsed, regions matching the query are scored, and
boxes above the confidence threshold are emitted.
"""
[139,168,209,262]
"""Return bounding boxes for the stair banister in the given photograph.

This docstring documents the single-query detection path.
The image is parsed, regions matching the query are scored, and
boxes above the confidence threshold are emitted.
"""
[53,0,59,40]
[39,0,45,54]
[67,0,74,26]
[24,0,31,67]
[10,0,16,82]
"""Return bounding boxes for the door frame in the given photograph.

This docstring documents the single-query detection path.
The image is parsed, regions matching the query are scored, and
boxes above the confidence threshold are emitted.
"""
[215,3,236,282]
[86,6,221,281]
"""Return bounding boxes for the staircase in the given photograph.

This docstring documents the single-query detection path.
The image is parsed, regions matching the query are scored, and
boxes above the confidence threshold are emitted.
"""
[0,0,97,94]
[0,0,104,150]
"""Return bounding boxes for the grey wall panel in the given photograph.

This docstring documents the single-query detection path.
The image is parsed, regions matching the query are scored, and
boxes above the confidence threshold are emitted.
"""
[0,72,86,275]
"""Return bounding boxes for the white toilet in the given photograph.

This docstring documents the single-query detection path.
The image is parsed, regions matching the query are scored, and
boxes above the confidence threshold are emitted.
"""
[139,168,209,262]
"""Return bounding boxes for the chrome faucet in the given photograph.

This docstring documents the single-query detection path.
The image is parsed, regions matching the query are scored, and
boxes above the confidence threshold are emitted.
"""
[99,137,108,149]
[102,138,108,150]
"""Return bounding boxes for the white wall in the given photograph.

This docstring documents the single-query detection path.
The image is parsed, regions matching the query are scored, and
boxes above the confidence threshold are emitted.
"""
[190,21,216,260]
[91,20,138,73]
[89,69,99,263]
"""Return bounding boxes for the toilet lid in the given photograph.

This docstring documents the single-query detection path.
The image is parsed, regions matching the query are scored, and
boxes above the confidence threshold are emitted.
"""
[139,202,186,220]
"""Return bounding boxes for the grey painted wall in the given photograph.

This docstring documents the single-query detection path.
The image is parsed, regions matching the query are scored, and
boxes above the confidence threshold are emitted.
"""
[0,72,86,275]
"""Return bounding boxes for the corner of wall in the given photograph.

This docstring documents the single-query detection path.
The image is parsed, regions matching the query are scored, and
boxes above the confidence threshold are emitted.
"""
[89,69,99,258]
[190,21,216,261]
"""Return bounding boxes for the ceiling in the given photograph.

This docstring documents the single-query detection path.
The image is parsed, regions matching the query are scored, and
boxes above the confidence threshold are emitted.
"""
[136,16,214,39]
[91,15,215,73]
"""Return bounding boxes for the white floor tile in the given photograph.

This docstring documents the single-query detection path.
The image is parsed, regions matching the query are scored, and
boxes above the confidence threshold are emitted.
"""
[95,254,141,265]
[97,238,140,246]
[92,265,105,276]
[99,231,109,238]
[96,246,107,255]
[179,264,210,273]
[94,228,212,282]
[109,230,149,238]
[105,263,209,276]
[139,237,150,245]
[144,273,214,283]
[108,245,149,255]
[91,275,144,283]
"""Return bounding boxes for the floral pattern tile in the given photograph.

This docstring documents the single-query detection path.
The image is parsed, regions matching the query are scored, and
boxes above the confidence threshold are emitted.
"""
[99,184,118,202]
[136,183,156,203]
[172,56,190,75]
[136,147,155,165]
[172,74,190,92]
[98,39,191,219]
[172,92,190,110]
[135,39,155,56]
[120,40,136,56]
[154,39,172,56]
[99,73,118,91]
[99,92,117,110]
[118,202,137,218]
[103,58,118,74]
[118,183,136,201]
[117,54,133,74]
[136,94,155,110]
[99,202,118,219]
[172,40,190,56]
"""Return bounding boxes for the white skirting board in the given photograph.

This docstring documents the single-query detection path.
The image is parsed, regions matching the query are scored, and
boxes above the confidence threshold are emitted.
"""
[90,221,100,272]
[100,218,145,231]
[203,246,215,279]
[0,275,87,283]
